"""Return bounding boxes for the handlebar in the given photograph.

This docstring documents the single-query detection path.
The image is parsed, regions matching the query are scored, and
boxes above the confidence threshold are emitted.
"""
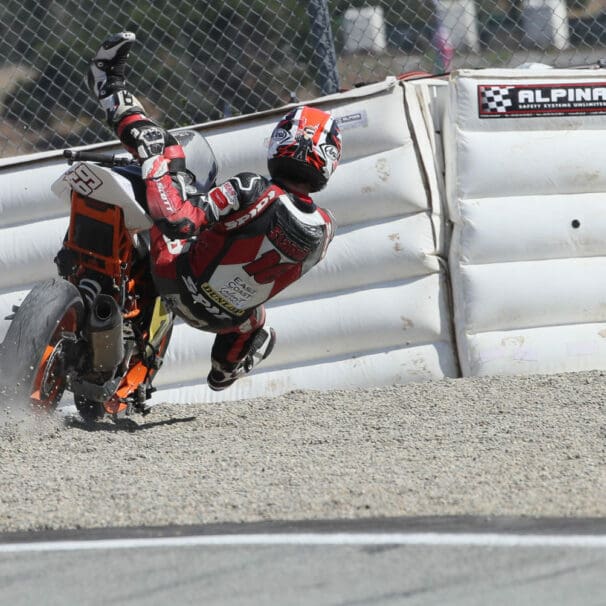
[63,149,138,167]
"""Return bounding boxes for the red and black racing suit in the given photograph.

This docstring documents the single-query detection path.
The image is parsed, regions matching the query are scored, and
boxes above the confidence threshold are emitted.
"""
[116,113,335,370]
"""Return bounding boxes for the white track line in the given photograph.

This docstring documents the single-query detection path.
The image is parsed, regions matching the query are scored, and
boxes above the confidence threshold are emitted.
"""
[2,532,606,553]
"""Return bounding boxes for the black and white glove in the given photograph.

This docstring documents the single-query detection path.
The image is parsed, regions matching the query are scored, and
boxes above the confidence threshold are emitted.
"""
[87,31,135,100]
[128,125,166,159]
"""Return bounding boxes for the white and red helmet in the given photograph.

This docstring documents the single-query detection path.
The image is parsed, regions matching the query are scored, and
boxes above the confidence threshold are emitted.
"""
[267,106,342,192]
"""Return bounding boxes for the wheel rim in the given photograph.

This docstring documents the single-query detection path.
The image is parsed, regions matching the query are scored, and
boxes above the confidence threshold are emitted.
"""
[30,306,79,409]
[40,341,63,399]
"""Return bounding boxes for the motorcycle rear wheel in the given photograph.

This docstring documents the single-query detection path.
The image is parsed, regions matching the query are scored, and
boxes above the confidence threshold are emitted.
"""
[1,278,83,411]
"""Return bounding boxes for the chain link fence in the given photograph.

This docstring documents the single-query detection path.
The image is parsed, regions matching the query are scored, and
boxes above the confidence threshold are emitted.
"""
[1,0,605,158]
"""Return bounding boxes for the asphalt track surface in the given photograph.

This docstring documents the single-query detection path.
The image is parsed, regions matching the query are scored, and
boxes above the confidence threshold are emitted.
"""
[2,371,606,604]
[2,516,606,605]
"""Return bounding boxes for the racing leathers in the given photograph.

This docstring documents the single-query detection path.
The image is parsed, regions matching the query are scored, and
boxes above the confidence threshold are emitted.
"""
[110,97,336,390]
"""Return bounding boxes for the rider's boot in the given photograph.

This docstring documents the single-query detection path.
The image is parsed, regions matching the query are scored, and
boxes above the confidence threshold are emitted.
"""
[207,327,276,392]
[88,31,135,100]
[88,31,148,128]
[88,32,173,161]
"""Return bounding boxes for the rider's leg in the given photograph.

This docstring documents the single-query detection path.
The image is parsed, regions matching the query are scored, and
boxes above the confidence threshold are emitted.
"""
[207,306,276,392]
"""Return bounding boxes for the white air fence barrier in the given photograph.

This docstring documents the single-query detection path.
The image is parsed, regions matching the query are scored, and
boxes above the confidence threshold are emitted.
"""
[0,77,458,405]
[444,67,606,377]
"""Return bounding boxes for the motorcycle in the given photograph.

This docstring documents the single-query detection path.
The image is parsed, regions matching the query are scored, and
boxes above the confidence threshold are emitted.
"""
[0,130,210,422]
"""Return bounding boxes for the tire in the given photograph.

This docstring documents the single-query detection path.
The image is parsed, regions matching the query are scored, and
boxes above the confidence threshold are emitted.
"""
[1,278,84,411]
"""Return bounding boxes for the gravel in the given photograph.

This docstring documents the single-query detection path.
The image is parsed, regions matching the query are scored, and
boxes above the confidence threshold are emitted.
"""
[1,371,605,533]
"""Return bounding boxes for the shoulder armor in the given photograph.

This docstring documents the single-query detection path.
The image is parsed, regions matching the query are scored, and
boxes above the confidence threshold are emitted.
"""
[228,173,271,207]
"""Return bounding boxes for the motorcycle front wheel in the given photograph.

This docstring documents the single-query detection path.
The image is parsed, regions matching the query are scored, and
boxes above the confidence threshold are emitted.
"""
[1,277,84,411]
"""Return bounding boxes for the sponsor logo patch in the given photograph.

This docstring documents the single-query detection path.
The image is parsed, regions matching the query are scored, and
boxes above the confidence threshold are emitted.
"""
[271,127,290,142]
[268,224,309,261]
[181,276,233,320]
[335,110,368,130]
[224,188,277,230]
[201,282,246,316]
[210,181,239,212]
[478,83,606,118]
[216,276,256,309]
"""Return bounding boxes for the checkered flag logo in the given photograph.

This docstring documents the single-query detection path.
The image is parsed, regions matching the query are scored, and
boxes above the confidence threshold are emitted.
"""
[480,86,514,114]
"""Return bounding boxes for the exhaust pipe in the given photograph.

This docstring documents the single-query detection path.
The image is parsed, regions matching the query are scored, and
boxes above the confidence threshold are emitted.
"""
[87,294,124,372]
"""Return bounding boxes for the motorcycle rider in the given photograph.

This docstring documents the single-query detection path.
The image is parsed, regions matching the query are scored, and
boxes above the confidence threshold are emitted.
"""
[86,32,342,391]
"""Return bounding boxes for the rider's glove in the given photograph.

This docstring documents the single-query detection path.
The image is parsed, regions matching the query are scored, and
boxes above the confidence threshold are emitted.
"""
[88,31,135,100]
[129,125,167,159]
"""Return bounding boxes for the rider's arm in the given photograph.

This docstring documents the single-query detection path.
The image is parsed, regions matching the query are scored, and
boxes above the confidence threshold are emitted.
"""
[141,171,269,240]
[109,103,237,240]
[140,156,240,240]
[103,89,234,239]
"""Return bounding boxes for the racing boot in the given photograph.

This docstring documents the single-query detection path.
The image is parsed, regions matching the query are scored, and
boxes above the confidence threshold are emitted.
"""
[207,326,276,392]
[88,31,148,128]
[88,31,135,100]
[88,32,172,161]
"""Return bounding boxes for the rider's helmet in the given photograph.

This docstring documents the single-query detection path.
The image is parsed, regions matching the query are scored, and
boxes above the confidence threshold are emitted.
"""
[267,106,342,192]
[173,130,218,193]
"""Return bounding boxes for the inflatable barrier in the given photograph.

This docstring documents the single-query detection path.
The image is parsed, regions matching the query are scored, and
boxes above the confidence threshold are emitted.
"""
[0,78,458,404]
[445,68,606,376]
[6,67,606,402]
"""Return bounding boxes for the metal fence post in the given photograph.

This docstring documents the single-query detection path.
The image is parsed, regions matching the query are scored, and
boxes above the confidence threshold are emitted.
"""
[307,0,340,96]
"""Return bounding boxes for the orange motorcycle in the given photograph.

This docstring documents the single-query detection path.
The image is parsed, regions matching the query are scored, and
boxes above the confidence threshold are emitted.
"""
[0,131,209,421]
